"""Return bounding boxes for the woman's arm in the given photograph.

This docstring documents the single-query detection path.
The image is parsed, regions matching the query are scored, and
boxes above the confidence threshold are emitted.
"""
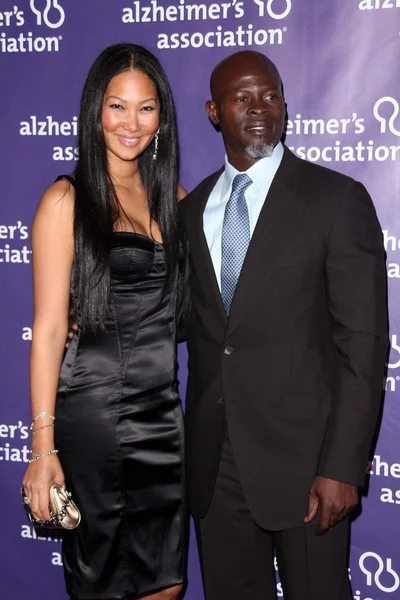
[176,183,190,343]
[177,184,187,201]
[23,178,74,521]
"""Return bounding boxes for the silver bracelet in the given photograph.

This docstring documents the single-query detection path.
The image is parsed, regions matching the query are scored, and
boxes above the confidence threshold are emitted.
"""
[31,423,55,435]
[30,412,56,431]
[29,449,59,463]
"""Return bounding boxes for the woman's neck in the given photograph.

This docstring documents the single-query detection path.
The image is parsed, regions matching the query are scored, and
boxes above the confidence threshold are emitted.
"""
[108,155,142,190]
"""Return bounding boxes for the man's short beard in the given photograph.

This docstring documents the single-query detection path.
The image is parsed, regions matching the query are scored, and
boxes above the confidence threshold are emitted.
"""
[245,142,274,160]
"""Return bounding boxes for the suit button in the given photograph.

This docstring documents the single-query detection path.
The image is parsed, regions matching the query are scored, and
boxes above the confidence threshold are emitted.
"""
[224,346,233,355]
[217,396,224,404]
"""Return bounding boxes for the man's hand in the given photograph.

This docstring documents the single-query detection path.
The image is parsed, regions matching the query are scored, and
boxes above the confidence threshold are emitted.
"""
[304,476,358,535]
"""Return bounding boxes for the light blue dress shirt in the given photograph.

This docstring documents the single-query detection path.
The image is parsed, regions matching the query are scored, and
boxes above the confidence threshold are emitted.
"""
[203,142,284,289]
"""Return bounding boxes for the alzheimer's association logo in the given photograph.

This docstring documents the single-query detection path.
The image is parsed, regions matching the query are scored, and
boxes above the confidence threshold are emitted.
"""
[387,334,400,369]
[30,0,65,29]
[359,552,400,593]
[373,97,400,136]
[253,0,292,19]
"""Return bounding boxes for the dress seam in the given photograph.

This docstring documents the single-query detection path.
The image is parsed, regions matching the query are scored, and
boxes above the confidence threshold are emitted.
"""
[112,300,133,596]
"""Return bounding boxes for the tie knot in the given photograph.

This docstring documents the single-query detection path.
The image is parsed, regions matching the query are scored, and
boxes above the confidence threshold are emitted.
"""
[231,173,252,196]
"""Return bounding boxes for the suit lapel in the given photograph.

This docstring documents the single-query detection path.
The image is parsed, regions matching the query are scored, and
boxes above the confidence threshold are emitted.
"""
[225,149,306,340]
[185,169,227,329]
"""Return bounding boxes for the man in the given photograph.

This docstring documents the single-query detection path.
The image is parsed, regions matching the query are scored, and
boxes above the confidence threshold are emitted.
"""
[179,51,388,600]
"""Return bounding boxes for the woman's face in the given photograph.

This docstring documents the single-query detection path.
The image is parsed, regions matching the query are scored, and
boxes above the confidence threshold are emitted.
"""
[101,69,160,167]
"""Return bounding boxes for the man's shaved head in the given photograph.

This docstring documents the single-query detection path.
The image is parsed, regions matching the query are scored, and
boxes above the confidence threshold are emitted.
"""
[210,51,282,102]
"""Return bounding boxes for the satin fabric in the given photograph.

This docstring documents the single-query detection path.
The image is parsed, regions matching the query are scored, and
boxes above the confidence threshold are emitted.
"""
[55,232,186,599]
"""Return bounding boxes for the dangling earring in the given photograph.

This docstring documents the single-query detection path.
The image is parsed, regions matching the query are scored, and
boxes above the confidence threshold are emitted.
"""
[152,129,159,161]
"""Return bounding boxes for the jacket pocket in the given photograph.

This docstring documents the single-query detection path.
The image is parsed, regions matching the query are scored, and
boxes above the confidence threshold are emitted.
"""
[274,252,316,269]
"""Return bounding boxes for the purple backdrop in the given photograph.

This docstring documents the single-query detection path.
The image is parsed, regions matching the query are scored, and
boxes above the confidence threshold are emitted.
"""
[1,1,399,599]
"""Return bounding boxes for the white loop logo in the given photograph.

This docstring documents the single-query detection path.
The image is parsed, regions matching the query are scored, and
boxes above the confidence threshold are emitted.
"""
[373,97,400,136]
[253,0,292,19]
[387,334,400,369]
[30,0,65,29]
[359,552,400,593]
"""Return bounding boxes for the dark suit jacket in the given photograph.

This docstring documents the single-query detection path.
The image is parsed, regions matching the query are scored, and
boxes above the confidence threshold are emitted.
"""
[179,147,388,530]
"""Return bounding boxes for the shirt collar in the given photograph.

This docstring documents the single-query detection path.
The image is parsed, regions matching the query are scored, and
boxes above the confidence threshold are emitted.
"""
[221,142,284,202]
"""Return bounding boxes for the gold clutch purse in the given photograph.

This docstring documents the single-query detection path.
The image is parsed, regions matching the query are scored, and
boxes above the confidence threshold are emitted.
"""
[21,484,81,530]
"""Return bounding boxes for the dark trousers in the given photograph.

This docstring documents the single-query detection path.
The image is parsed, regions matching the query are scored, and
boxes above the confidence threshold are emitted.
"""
[195,431,353,600]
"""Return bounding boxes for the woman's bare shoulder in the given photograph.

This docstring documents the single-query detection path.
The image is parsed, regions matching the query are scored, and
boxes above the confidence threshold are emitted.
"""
[36,177,75,217]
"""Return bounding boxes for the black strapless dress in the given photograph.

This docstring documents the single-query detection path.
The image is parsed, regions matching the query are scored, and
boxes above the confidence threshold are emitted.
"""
[55,232,187,600]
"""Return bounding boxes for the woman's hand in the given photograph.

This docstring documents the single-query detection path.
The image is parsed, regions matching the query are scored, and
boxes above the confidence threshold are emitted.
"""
[22,456,65,522]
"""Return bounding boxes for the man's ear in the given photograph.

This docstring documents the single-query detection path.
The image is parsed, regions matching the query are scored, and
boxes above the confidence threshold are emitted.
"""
[205,100,219,125]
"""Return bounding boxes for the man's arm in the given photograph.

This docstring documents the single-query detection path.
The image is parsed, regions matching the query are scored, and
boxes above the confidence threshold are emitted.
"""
[305,180,388,533]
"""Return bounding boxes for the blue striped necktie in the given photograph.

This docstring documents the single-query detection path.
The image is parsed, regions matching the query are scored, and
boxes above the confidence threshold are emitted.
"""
[221,173,252,315]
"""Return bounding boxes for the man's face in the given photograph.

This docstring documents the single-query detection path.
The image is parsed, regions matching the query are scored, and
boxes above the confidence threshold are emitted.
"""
[206,55,285,169]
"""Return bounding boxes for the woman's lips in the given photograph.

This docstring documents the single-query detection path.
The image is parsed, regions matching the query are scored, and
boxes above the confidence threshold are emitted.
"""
[117,135,142,147]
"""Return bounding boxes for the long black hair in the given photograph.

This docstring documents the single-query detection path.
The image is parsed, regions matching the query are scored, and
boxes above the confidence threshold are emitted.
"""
[71,43,188,333]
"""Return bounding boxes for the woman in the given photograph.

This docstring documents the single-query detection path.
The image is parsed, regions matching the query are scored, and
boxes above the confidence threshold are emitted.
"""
[22,43,188,600]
